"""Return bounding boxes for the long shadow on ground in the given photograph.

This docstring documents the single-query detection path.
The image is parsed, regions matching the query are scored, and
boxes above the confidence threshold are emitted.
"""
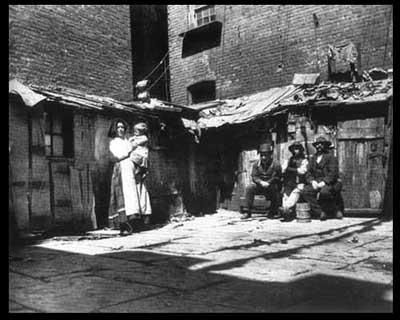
[9,240,392,312]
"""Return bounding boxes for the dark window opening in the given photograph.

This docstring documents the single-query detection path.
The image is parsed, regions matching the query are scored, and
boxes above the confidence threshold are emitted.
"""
[271,114,288,144]
[181,20,222,58]
[44,107,74,158]
[188,81,216,104]
[130,5,170,101]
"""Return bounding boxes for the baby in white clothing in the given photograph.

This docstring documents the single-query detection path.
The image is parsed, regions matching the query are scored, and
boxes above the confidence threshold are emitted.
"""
[129,122,149,178]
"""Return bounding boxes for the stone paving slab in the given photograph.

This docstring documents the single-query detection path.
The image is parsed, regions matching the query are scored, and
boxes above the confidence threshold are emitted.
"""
[37,234,192,254]
[117,219,381,258]
[180,249,264,271]
[9,210,392,313]
[184,276,322,312]
[150,238,249,256]
[196,270,393,312]
[9,272,48,291]
[96,291,243,313]
[101,249,178,264]
[8,300,38,313]
[10,255,96,280]
[10,248,145,280]
[35,242,121,255]
[281,293,393,313]
[9,246,75,261]
[9,273,165,313]
[142,255,213,270]
[320,268,392,285]
[205,256,340,283]
[92,261,229,292]
[9,300,25,311]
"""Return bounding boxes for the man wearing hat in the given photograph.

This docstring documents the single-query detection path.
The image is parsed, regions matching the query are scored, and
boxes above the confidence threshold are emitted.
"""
[243,142,282,219]
[328,144,345,218]
[302,136,341,220]
[280,141,308,222]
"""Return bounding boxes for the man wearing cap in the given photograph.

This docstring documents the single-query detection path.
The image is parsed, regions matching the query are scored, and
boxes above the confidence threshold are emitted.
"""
[301,136,341,220]
[280,141,308,222]
[243,142,282,219]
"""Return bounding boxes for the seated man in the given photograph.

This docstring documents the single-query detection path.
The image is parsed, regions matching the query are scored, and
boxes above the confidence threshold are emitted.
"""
[242,142,282,219]
[333,179,345,218]
[301,136,342,221]
[281,141,308,222]
[328,144,345,218]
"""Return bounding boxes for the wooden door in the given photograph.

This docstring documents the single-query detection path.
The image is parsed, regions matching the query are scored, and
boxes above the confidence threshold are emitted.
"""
[237,149,259,197]
[50,160,74,225]
[337,117,386,211]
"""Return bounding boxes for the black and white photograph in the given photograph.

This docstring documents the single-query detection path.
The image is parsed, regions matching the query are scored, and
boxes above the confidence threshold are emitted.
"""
[9,4,393,313]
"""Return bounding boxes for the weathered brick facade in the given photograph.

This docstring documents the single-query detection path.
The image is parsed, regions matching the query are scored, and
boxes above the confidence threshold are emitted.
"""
[9,5,134,101]
[168,5,393,104]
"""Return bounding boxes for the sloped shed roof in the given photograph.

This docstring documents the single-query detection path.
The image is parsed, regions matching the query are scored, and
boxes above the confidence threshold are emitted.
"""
[9,79,197,119]
[184,78,392,129]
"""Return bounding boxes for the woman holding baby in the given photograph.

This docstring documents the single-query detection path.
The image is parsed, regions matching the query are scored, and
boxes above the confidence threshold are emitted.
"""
[107,118,152,235]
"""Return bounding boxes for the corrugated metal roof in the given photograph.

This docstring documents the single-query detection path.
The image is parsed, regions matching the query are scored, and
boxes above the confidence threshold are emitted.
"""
[195,85,301,128]
[184,78,392,130]
[9,80,196,118]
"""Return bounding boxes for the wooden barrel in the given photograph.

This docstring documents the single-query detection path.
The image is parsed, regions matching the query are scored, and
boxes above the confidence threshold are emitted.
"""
[296,202,311,223]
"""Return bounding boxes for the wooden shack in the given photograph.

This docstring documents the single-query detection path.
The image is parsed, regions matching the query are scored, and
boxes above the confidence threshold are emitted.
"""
[184,77,393,216]
[9,80,197,233]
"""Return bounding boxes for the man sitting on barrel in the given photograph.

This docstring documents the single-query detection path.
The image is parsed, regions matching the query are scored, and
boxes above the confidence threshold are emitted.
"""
[301,136,342,221]
[242,142,282,219]
[280,141,308,222]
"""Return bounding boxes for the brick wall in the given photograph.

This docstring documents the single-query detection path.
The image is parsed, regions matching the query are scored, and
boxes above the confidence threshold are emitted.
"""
[9,5,134,101]
[168,5,393,105]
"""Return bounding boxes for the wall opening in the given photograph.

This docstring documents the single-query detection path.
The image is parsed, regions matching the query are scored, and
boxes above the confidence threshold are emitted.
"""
[187,80,216,104]
[130,5,170,101]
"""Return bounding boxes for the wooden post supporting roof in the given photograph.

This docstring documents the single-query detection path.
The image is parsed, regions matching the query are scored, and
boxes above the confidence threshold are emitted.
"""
[382,97,393,220]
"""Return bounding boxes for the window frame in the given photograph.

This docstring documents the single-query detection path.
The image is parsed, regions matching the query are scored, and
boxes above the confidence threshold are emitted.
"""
[44,105,74,159]
[194,5,216,27]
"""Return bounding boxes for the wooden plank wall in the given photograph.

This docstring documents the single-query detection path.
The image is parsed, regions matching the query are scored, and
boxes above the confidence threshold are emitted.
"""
[337,117,386,209]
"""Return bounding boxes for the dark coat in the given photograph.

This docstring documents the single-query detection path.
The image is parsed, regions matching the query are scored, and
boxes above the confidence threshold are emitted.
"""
[284,156,307,194]
[251,159,282,187]
[306,152,338,185]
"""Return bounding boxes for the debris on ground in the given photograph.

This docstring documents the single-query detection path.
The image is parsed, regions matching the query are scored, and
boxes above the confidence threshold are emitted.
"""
[292,269,312,276]
[252,238,271,245]
[110,246,124,251]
